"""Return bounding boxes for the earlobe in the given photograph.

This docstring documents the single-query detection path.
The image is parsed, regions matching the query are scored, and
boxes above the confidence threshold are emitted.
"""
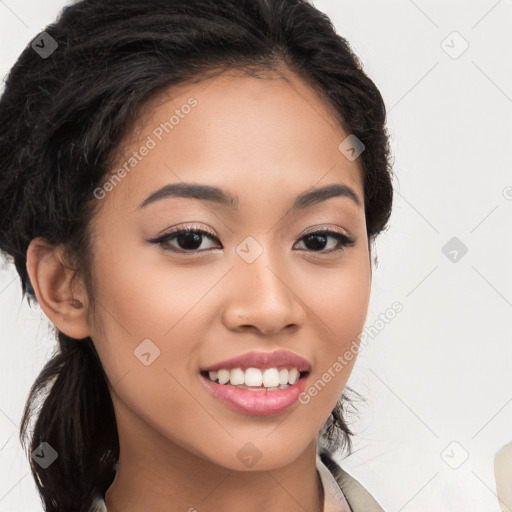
[26,237,91,340]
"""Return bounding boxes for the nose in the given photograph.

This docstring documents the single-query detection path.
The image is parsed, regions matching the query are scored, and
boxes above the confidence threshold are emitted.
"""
[221,255,306,336]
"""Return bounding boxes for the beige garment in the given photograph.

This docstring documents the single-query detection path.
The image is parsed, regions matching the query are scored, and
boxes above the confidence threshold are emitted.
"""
[317,452,353,511]
[495,441,512,512]
[318,448,386,512]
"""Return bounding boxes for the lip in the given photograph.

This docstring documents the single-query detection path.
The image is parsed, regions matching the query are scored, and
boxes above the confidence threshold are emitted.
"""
[199,371,310,416]
[199,349,312,372]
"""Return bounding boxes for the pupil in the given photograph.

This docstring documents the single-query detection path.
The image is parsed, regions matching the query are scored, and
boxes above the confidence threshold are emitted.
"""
[305,234,327,251]
[178,232,202,250]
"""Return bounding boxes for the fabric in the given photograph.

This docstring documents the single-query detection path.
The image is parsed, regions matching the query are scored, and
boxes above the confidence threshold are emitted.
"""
[318,448,386,512]
[317,450,353,511]
[495,441,512,512]
[88,449,385,512]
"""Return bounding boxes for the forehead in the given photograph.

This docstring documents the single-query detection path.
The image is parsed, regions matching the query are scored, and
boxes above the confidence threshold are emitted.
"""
[101,68,364,216]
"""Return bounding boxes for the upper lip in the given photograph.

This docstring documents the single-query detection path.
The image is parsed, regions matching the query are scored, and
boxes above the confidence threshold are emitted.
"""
[200,350,312,373]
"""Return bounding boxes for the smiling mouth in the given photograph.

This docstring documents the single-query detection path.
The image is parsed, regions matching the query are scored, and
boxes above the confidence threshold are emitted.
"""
[200,368,310,391]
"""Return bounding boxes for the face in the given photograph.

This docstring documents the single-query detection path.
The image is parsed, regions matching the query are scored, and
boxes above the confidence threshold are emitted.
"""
[86,67,371,471]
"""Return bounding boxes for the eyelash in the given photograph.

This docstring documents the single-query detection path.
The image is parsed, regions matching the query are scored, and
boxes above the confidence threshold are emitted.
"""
[148,224,355,255]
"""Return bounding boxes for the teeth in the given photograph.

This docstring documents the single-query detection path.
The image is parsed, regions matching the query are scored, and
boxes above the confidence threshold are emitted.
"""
[230,368,245,386]
[262,368,280,388]
[217,369,230,385]
[288,368,299,384]
[207,367,303,388]
[245,367,262,386]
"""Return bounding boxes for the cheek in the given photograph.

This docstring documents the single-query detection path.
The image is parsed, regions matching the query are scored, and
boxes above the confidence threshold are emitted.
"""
[303,250,371,339]
[299,252,370,398]
[88,254,209,447]
[91,232,214,336]
[324,273,370,347]
[87,241,212,393]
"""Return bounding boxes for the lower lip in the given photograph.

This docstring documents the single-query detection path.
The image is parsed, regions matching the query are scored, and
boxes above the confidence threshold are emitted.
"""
[199,373,309,416]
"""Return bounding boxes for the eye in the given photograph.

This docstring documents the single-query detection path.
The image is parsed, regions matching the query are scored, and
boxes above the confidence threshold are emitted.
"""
[293,228,355,254]
[148,225,221,253]
[148,225,355,254]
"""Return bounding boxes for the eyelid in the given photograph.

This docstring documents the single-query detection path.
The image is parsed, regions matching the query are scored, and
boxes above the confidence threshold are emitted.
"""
[299,223,351,238]
[150,222,217,240]
[150,223,352,242]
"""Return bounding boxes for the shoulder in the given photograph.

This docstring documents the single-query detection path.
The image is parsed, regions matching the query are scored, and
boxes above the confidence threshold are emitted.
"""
[319,448,387,512]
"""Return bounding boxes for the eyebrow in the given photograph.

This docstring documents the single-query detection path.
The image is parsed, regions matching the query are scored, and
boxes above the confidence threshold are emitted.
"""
[136,182,361,211]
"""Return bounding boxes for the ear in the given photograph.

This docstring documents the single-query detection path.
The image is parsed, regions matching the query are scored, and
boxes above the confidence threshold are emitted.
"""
[26,237,91,340]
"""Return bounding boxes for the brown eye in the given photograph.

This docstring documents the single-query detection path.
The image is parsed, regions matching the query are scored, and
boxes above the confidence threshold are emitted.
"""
[295,230,355,253]
[149,227,221,253]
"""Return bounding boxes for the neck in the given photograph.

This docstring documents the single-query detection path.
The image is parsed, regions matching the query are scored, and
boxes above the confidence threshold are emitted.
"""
[104,400,325,512]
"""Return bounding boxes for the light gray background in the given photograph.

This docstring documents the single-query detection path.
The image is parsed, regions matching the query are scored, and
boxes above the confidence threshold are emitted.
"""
[1,1,511,511]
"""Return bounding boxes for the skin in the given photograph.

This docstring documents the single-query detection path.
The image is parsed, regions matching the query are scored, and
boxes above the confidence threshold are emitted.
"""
[27,67,372,512]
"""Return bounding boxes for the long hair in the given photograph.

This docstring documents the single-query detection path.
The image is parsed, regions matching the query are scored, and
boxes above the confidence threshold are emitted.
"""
[0,0,393,509]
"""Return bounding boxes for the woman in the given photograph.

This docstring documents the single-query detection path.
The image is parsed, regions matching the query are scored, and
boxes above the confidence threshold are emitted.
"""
[0,0,393,510]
